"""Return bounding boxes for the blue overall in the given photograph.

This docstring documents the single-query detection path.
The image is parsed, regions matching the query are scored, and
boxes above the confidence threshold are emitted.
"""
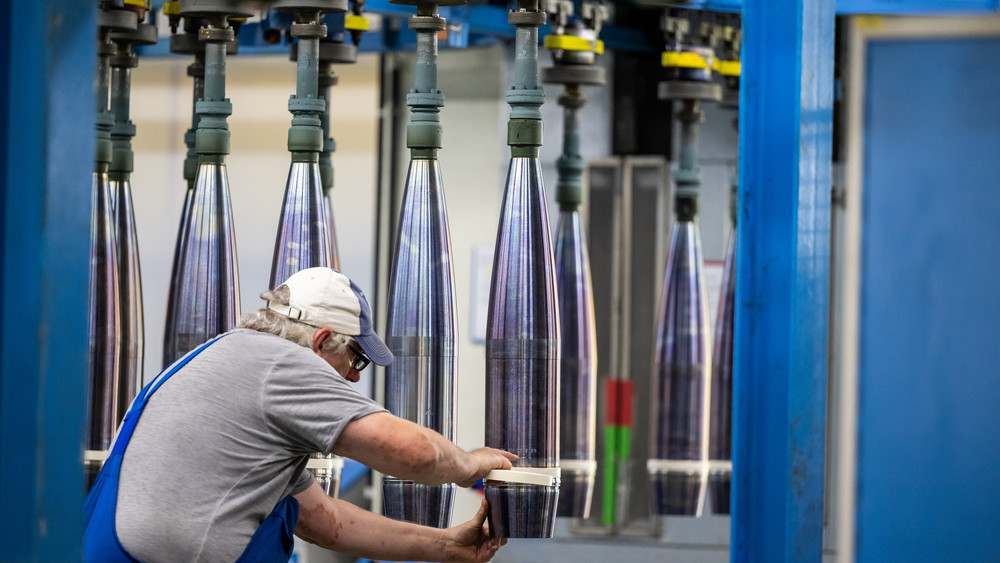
[83,335,300,562]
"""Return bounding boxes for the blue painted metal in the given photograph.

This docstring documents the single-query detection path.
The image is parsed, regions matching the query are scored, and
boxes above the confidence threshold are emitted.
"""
[657,0,998,12]
[340,458,370,491]
[731,0,833,561]
[856,36,1000,563]
[0,1,95,560]
[139,2,652,57]
[835,0,998,12]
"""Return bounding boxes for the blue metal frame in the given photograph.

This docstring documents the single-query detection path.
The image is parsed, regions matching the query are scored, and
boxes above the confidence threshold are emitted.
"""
[731,0,833,561]
[0,1,95,560]
[657,0,998,13]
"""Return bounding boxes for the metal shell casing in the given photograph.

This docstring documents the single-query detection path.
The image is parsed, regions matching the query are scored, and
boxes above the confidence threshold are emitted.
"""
[162,163,241,366]
[554,210,597,519]
[708,232,736,514]
[269,162,332,288]
[322,193,340,271]
[648,220,712,516]
[110,178,144,422]
[88,172,122,484]
[382,158,458,527]
[485,157,561,538]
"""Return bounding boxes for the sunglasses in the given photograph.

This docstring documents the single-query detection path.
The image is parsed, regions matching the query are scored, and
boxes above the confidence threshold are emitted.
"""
[346,342,372,372]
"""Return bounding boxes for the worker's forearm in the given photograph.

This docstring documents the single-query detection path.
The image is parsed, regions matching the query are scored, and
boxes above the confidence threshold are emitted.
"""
[334,413,478,487]
[417,426,478,486]
[300,496,447,561]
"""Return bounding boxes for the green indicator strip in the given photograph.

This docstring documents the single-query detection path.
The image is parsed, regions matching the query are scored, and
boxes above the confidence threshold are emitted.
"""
[603,379,634,526]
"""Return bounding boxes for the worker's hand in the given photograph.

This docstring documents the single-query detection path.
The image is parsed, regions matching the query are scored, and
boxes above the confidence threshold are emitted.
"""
[458,448,517,487]
[442,499,506,563]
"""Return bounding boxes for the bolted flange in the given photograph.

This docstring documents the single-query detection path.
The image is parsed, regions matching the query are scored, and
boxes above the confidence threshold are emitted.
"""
[290,22,328,38]
[99,9,139,32]
[658,80,721,102]
[509,10,547,26]
[178,0,261,18]
[171,31,238,55]
[270,0,348,13]
[388,0,467,7]
[409,14,446,31]
[541,64,605,87]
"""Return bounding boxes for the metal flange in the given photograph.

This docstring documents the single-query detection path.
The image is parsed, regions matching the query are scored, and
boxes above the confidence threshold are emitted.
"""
[171,32,238,55]
[99,9,139,32]
[110,22,159,46]
[509,10,547,26]
[541,64,605,86]
[200,27,235,43]
[290,22,328,38]
[388,0,467,7]
[178,0,262,18]
[271,0,348,13]
[409,14,446,31]
[658,80,721,102]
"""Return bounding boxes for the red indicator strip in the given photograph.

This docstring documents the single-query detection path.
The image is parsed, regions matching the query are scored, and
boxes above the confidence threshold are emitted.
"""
[603,379,634,526]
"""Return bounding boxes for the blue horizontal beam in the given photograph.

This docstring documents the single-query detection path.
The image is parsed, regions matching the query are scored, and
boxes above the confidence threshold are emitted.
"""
[640,0,998,12]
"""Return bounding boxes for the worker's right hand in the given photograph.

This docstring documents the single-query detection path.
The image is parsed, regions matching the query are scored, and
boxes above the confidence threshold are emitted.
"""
[458,447,517,487]
[442,499,506,563]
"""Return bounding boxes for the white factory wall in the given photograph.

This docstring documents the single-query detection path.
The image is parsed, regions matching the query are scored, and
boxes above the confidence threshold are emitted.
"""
[130,54,381,391]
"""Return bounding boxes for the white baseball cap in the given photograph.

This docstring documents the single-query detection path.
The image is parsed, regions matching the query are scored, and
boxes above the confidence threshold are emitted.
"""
[266,267,394,366]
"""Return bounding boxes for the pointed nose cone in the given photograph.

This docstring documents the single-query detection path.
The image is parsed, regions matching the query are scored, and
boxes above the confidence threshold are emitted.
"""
[163,163,241,366]
[485,157,560,538]
[270,162,331,288]
[165,184,194,358]
[382,159,458,528]
[649,220,712,516]
[709,232,736,514]
[89,172,122,484]
[554,211,597,519]
[111,177,144,421]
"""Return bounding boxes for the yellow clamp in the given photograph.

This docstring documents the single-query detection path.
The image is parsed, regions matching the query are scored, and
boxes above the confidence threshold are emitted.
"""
[162,1,180,15]
[124,0,148,8]
[345,14,370,31]
[715,60,741,77]
[544,34,604,55]
[661,51,711,69]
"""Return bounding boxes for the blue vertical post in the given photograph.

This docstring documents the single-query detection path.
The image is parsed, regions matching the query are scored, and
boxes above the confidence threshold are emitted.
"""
[0,1,95,560]
[732,1,833,561]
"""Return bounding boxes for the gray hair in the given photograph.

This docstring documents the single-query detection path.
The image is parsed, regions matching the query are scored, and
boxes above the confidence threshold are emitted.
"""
[238,284,350,354]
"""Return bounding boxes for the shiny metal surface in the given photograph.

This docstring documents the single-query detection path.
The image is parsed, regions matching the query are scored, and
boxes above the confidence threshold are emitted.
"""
[485,483,559,538]
[649,220,712,516]
[383,479,456,529]
[89,172,122,455]
[709,232,735,514]
[269,161,338,494]
[553,211,596,519]
[323,193,340,270]
[162,163,241,365]
[110,178,143,418]
[312,455,341,498]
[164,59,204,369]
[382,158,458,527]
[485,157,560,538]
[269,162,332,288]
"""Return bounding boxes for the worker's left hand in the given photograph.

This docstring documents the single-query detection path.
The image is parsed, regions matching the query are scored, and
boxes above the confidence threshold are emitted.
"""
[441,499,506,563]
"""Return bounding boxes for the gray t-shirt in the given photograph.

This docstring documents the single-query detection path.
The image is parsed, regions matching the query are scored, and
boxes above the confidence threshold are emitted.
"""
[116,329,386,562]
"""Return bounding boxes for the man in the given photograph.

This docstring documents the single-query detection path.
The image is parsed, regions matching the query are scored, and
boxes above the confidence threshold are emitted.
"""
[84,267,515,562]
